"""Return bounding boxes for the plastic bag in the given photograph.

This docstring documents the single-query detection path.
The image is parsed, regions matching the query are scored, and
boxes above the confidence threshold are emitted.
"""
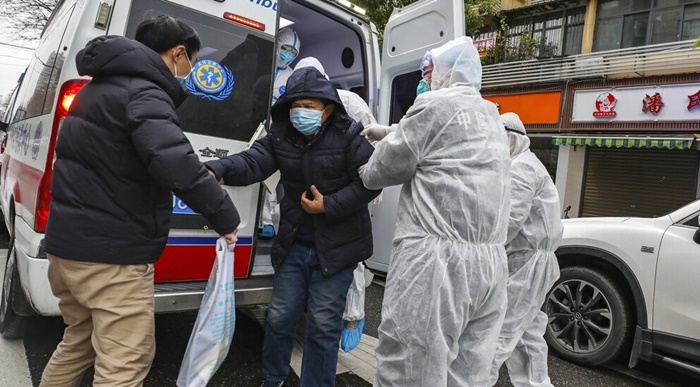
[341,264,366,352]
[177,238,236,387]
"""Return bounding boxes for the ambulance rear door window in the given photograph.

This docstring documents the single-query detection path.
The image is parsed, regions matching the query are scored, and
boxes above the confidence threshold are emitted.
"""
[125,0,275,142]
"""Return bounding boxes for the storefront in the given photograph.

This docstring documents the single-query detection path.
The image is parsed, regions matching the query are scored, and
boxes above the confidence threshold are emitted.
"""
[554,80,700,218]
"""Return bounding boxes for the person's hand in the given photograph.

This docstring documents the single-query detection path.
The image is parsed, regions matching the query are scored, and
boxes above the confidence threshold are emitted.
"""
[207,169,224,185]
[301,185,325,214]
[360,124,392,142]
[221,229,238,245]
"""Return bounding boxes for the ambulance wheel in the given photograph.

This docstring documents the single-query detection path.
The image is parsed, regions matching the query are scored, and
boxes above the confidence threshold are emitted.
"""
[1,245,29,339]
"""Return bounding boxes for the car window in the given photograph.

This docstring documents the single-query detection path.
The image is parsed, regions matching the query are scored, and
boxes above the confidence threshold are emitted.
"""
[125,0,275,142]
[12,3,75,121]
[683,212,699,227]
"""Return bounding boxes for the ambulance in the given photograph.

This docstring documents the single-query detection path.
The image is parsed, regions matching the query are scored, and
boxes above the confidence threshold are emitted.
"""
[0,0,464,338]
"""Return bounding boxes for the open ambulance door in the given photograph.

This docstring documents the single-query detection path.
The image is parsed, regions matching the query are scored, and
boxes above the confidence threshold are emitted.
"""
[366,0,464,274]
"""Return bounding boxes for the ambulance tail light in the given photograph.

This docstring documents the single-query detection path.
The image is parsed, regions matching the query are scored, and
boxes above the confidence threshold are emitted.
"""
[35,79,89,233]
[223,12,265,31]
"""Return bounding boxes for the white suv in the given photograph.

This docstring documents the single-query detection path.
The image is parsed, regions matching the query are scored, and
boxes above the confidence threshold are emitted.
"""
[545,198,700,375]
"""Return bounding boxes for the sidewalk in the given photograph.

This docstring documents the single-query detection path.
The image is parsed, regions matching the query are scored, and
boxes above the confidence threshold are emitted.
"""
[293,316,377,383]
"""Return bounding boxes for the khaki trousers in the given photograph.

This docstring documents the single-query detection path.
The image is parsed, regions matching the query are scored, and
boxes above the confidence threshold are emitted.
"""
[40,255,156,387]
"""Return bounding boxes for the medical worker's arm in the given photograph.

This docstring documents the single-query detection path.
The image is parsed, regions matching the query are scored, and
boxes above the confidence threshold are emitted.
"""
[323,134,382,220]
[507,162,536,244]
[360,99,436,190]
[205,135,279,186]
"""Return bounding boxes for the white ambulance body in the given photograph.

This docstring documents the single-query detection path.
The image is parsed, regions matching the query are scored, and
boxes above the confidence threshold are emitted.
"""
[0,0,463,338]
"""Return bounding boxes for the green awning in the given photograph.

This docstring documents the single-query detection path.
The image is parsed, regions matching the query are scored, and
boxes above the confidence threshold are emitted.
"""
[552,136,697,150]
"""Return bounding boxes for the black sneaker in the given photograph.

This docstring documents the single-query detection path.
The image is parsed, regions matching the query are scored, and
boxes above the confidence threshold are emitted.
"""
[260,381,284,387]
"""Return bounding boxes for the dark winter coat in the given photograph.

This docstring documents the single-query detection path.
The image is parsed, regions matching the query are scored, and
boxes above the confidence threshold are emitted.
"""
[45,36,240,265]
[206,67,380,275]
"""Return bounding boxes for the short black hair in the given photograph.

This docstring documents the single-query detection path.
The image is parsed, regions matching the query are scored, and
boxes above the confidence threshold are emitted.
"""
[135,15,201,58]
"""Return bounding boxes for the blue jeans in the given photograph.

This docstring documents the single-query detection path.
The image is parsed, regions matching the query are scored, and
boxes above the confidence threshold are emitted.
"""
[262,242,355,387]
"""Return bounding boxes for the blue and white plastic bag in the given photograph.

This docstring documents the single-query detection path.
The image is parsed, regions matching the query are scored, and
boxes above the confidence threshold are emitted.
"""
[177,238,236,387]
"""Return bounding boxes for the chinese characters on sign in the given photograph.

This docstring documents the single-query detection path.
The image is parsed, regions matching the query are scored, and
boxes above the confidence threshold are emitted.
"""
[593,92,617,117]
[574,83,700,122]
[642,92,664,115]
[688,91,700,112]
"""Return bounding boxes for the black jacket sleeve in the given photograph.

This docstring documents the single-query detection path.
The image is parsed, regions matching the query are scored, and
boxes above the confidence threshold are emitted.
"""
[126,85,240,234]
[205,134,279,186]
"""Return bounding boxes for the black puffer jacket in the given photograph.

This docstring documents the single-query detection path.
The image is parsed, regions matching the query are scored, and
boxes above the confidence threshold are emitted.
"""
[45,36,240,265]
[207,67,380,275]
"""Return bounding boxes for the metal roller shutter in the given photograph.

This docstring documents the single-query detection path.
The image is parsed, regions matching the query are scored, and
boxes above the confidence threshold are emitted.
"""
[581,148,699,218]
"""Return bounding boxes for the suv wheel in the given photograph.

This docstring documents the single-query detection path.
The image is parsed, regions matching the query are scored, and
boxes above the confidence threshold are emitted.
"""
[544,265,633,366]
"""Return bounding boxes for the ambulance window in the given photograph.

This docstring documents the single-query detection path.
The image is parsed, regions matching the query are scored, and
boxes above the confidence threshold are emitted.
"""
[125,0,275,142]
[12,3,74,121]
[389,71,421,124]
[3,84,21,124]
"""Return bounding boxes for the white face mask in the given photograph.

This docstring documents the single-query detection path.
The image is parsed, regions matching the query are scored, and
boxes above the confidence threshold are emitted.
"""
[173,50,194,87]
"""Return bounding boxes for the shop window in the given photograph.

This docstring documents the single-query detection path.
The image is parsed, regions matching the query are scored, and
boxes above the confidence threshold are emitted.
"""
[681,4,700,41]
[529,137,559,183]
[593,18,623,51]
[594,0,699,52]
[506,8,585,59]
[652,7,682,44]
[622,13,649,48]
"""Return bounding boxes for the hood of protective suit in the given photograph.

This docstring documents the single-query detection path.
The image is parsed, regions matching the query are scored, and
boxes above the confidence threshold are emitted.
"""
[501,112,530,157]
[294,57,329,79]
[429,36,482,91]
[276,28,301,69]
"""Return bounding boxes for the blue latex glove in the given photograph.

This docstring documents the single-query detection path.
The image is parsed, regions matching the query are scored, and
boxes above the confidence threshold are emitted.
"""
[340,317,365,353]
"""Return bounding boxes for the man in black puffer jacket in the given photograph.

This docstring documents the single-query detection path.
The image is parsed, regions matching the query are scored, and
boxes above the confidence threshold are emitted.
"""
[206,67,380,387]
[41,17,239,387]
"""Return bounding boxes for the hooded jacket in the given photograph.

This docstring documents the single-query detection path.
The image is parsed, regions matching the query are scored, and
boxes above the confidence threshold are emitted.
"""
[207,67,380,275]
[45,36,240,265]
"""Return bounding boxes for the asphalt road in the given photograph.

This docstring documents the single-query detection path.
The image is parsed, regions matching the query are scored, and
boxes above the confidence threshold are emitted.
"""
[13,282,697,386]
[1,215,699,386]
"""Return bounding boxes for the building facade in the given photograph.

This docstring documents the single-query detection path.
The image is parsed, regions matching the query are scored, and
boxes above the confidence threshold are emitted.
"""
[479,0,700,218]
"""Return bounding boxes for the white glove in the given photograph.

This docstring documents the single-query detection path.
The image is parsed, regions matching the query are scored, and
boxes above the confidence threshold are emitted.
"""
[360,123,397,142]
[358,164,367,180]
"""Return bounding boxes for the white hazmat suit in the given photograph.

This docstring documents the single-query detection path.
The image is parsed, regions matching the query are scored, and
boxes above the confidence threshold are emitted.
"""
[489,112,563,387]
[271,28,301,104]
[360,37,511,386]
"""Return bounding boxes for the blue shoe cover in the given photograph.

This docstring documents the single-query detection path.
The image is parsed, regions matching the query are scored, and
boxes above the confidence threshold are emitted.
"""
[341,317,365,353]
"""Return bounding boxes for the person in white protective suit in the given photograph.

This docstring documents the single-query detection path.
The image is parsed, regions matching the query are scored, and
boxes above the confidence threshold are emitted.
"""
[293,56,375,352]
[260,28,302,239]
[359,37,511,386]
[489,112,563,387]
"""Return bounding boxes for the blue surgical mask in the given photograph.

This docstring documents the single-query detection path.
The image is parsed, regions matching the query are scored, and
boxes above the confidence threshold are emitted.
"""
[416,78,431,96]
[280,50,295,66]
[290,107,324,136]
